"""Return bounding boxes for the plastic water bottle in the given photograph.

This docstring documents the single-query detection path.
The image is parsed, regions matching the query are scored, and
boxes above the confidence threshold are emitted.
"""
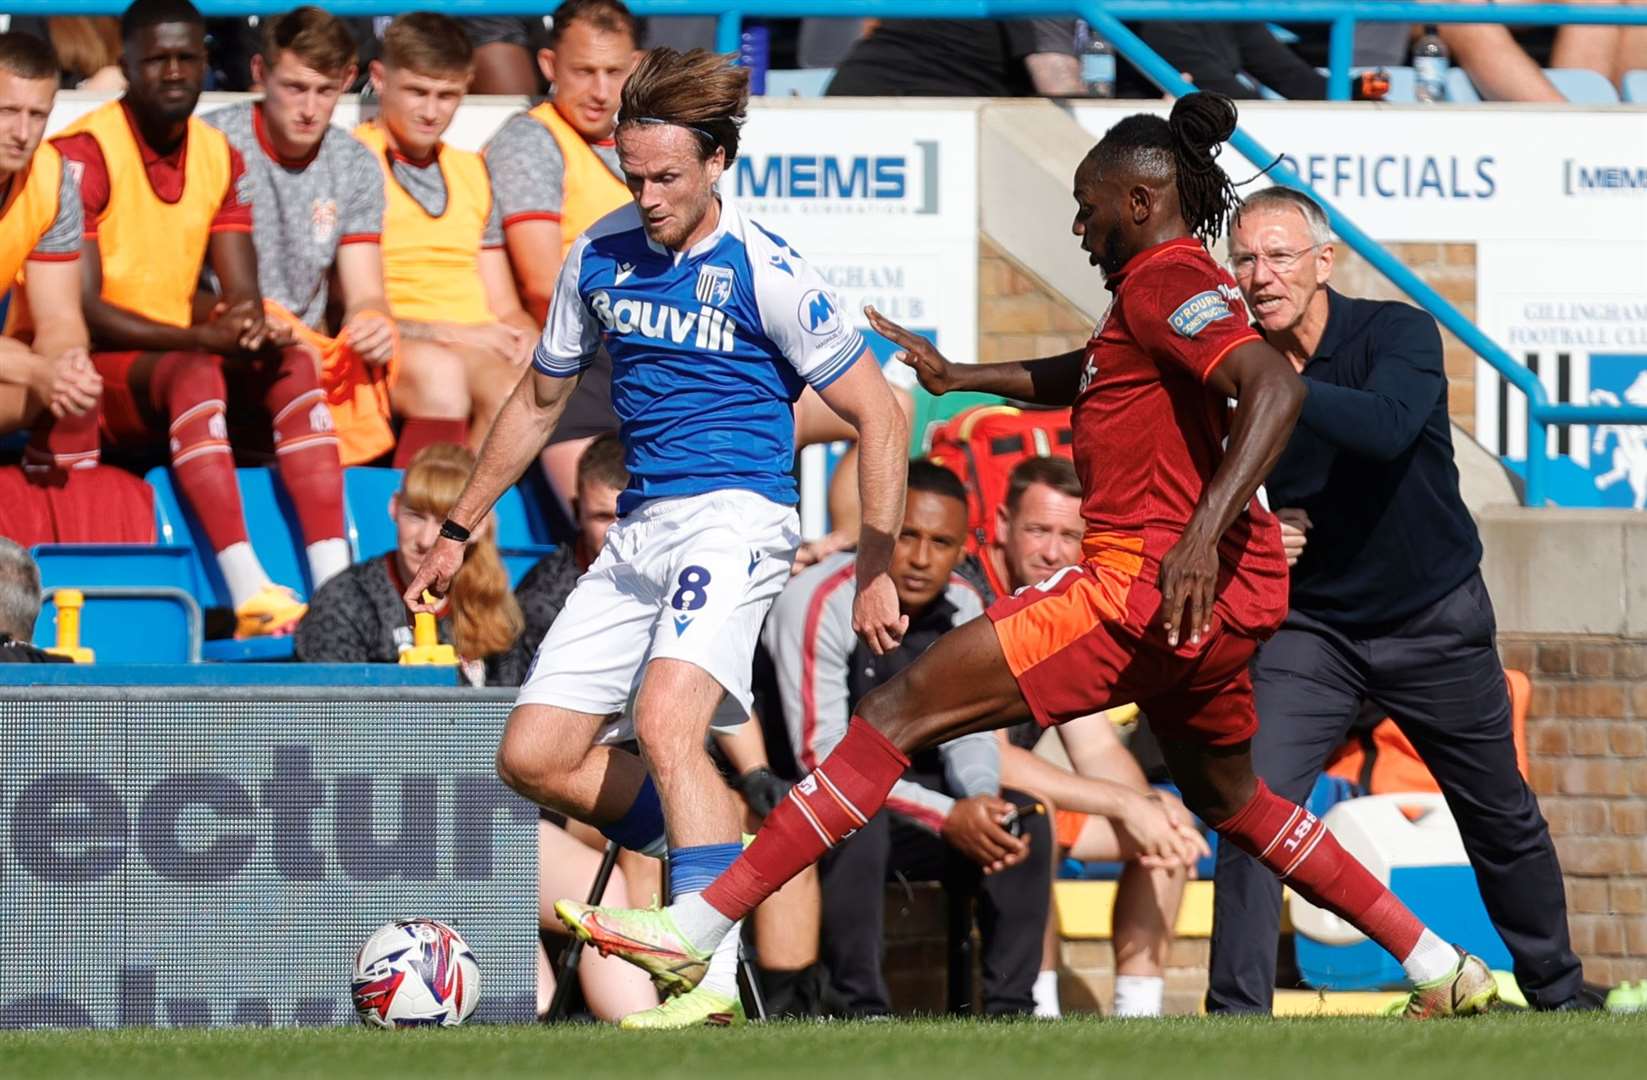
[1076,20,1116,98]
[1413,25,1450,103]
[739,25,769,97]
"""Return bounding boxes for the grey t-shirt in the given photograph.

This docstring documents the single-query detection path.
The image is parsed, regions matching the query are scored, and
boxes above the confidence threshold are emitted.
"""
[27,158,83,257]
[204,102,384,328]
[386,151,504,247]
[484,109,622,227]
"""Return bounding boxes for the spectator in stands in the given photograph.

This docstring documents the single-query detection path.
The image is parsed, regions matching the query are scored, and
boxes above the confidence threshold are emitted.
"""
[1115,23,1388,100]
[826,19,1083,97]
[536,812,661,1021]
[356,13,538,466]
[205,7,399,469]
[0,538,67,663]
[52,0,348,637]
[295,443,526,686]
[975,456,1206,1018]
[0,30,100,475]
[1209,186,1593,1012]
[1440,2,1647,101]
[484,0,637,507]
[464,17,541,96]
[760,460,1053,1018]
[3,16,127,90]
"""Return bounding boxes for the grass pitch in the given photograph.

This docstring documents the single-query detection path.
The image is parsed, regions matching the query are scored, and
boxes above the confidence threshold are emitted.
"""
[4,1013,1641,1080]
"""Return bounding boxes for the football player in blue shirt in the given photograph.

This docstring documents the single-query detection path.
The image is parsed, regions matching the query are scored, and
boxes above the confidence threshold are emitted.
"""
[406,46,908,1028]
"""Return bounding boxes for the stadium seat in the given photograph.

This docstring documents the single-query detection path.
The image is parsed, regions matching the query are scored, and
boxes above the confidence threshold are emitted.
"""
[493,482,559,584]
[344,466,403,561]
[34,584,201,663]
[1445,67,1483,102]
[148,465,313,603]
[30,544,205,662]
[1624,70,1647,102]
[146,466,308,660]
[344,465,557,587]
[763,67,835,97]
[1290,794,1513,989]
[1055,879,1221,940]
[1545,67,1620,104]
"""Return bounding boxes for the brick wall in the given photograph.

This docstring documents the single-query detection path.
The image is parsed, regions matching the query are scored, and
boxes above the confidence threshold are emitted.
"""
[977,237,1094,364]
[977,238,1484,434]
[1500,635,1647,987]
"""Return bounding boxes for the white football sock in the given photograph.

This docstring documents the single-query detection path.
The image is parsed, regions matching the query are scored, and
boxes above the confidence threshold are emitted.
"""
[1032,969,1062,1019]
[669,892,736,955]
[218,542,273,608]
[1113,974,1164,1018]
[696,919,743,998]
[306,538,352,588]
[1401,929,1460,985]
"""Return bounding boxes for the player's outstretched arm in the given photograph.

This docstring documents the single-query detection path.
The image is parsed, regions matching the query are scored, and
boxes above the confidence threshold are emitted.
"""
[1159,340,1305,647]
[403,367,580,613]
[816,351,910,655]
[867,306,1085,406]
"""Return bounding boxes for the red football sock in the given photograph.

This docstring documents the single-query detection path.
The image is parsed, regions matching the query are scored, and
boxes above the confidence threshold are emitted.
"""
[1215,779,1424,960]
[393,417,469,468]
[156,352,246,553]
[702,717,909,921]
[268,346,344,544]
[23,405,102,478]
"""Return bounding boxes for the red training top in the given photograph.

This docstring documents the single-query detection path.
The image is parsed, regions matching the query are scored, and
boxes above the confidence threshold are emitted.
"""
[1074,235,1288,641]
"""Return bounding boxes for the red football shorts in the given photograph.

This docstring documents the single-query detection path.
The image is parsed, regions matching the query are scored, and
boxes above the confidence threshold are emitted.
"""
[986,559,1260,747]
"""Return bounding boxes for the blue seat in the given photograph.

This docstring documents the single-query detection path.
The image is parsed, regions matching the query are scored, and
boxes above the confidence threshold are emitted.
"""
[1445,66,1483,102]
[763,68,834,97]
[146,466,307,661]
[1624,69,1647,102]
[30,544,204,662]
[1546,67,1620,104]
[147,465,313,603]
[345,465,556,586]
[344,466,404,560]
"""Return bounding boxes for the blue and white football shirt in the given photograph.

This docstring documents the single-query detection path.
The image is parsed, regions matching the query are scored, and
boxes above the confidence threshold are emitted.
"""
[532,199,866,513]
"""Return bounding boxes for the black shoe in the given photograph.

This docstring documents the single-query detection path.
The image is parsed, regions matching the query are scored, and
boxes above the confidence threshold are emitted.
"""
[1545,984,1610,1011]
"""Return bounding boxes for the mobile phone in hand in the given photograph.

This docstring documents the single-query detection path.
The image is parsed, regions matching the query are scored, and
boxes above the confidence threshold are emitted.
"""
[999,802,1046,838]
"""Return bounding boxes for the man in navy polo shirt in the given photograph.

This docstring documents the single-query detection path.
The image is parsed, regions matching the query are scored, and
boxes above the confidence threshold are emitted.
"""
[1206,186,1592,1014]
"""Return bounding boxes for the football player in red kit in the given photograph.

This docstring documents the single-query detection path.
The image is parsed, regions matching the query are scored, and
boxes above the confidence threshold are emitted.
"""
[558,93,1498,1027]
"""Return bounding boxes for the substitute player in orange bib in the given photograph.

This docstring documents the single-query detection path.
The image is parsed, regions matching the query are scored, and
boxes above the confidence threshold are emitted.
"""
[355,13,538,465]
[52,0,348,636]
[558,93,1501,1025]
[0,29,100,473]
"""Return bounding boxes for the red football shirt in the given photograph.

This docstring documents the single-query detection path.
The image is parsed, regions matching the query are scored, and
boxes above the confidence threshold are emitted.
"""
[1073,236,1288,640]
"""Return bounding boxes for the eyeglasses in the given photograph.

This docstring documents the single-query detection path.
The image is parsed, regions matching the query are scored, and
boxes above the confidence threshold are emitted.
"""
[1229,245,1320,277]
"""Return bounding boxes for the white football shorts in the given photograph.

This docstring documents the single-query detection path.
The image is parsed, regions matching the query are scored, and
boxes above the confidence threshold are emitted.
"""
[517,488,801,729]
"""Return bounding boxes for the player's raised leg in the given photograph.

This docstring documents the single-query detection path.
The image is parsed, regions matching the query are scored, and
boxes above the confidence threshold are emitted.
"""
[1150,684,1498,1020]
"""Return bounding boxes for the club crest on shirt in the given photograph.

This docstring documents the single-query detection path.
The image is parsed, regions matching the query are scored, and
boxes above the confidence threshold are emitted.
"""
[1168,290,1233,338]
[310,198,338,245]
[695,264,735,307]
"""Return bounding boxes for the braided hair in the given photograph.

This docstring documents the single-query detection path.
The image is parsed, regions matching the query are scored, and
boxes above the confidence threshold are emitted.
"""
[1091,92,1244,246]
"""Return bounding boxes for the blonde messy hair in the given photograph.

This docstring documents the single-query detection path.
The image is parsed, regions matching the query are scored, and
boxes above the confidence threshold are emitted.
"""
[400,444,523,661]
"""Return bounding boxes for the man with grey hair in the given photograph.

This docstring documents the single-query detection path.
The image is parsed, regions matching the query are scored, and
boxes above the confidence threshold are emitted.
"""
[0,538,64,663]
[1207,185,1592,1013]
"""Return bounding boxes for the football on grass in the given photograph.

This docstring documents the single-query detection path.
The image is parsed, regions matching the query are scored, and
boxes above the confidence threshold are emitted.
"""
[351,918,480,1028]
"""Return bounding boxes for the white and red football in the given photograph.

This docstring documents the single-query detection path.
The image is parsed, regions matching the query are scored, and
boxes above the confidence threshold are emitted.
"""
[351,918,480,1028]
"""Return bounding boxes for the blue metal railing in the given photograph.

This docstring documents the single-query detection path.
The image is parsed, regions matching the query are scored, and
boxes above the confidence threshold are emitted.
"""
[13,0,1647,503]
